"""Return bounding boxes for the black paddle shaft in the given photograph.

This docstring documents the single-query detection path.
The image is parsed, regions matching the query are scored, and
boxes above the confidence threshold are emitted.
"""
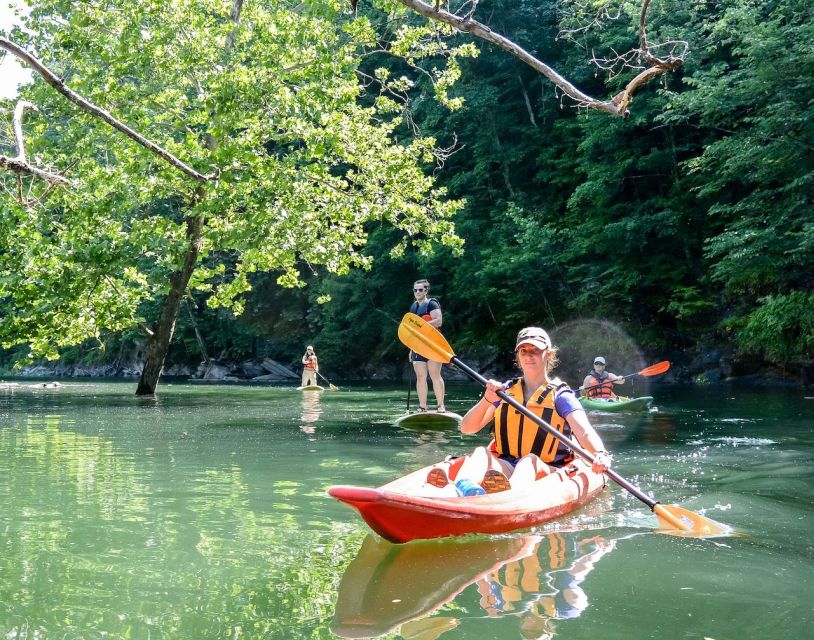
[451,356,659,511]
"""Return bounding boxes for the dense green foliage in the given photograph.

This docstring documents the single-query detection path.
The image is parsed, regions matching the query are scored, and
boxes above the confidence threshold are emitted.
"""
[0,0,463,373]
[2,0,812,379]
[292,0,814,376]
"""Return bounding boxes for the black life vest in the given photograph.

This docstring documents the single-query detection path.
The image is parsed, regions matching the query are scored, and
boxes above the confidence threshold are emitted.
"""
[410,298,440,321]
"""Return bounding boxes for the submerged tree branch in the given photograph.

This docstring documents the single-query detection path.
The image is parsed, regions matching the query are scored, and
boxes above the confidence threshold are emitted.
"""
[0,37,216,182]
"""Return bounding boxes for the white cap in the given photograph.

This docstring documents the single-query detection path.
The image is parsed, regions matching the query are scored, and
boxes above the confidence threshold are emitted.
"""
[515,327,551,352]
[594,356,606,365]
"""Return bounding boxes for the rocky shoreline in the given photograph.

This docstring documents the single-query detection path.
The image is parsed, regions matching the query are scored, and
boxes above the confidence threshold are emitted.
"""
[10,351,814,387]
[17,357,301,383]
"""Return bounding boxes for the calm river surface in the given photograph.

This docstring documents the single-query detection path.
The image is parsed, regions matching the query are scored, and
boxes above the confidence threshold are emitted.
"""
[0,380,812,639]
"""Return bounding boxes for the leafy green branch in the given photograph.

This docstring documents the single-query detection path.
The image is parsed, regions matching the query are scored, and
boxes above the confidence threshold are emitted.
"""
[0,36,217,184]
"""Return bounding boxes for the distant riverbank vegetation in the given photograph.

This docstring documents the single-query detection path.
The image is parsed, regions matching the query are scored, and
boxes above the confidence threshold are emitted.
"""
[1,1,811,388]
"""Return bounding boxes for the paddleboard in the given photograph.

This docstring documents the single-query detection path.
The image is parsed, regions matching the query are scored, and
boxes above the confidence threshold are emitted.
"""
[394,410,462,429]
[297,385,324,391]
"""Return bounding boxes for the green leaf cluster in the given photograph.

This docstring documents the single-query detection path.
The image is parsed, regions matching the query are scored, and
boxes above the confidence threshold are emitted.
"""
[0,0,464,363]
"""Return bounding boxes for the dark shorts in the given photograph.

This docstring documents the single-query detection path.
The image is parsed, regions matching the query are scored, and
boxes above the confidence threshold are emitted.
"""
[410,351,429,363]
[497,453,519,468]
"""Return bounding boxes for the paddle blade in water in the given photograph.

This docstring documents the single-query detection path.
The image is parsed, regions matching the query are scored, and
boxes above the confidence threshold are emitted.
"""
[653,504,731,538]
[398,313,455,363]
[639,360,671,377]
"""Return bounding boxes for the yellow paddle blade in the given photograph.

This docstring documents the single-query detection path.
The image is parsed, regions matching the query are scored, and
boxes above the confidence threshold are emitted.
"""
[653,504,731,538]
[398,313,455,363]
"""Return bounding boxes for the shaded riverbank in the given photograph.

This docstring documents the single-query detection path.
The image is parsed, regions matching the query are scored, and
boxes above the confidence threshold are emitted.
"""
[10,349,814,388]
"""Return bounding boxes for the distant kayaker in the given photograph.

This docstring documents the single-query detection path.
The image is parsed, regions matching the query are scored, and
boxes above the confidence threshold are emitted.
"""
[408,278,446,413]
[301,345,319,387]
[427,326,611,493]
[581,357,625,399]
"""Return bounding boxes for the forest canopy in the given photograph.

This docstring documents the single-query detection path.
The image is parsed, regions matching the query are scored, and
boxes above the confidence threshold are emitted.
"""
[1,0,812,384]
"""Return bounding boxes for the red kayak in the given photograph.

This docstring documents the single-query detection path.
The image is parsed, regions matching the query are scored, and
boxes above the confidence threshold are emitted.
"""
[328,457,607,543]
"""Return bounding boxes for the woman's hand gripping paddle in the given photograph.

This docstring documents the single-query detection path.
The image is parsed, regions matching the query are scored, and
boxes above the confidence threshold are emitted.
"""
[579,360,671,394]
[397,313,730,538]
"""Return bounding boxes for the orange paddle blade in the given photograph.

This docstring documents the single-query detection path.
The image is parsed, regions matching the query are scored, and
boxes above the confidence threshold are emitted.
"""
[653,504,730,538]
[639,360,670,377]
[398,313,455,363]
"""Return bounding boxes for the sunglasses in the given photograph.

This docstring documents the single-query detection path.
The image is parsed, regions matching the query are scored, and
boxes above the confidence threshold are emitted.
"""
[413,288,426,292]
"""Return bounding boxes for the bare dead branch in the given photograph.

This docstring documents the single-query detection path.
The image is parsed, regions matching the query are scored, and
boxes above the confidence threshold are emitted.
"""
[518,75,538,127]
[392,0,685,117]
[0,155,70,184]
[225,0,244,52]
[0,100,70,188]
[393,0,624,115]
[0,36,216,182]
[12,100,37,164]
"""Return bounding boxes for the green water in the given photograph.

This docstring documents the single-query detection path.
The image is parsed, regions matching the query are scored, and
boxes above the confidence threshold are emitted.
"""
[0,381,811,639]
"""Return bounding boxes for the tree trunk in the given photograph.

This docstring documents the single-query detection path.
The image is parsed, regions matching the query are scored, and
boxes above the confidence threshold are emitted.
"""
[136,213,205,395]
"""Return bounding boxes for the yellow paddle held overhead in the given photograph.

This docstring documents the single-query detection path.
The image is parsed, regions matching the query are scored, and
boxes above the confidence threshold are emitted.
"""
[396,314,731,539]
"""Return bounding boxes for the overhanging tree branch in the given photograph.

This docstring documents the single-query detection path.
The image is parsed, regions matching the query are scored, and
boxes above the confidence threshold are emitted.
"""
[0,36,216,183]
[391,0,685,117]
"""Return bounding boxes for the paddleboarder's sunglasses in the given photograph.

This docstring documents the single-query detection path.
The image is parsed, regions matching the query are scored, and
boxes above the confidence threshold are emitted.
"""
[413,287,426,292]
[594,362,605,366]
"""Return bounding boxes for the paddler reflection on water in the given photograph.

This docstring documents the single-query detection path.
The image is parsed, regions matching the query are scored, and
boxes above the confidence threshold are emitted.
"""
[426,326,612,494]
[331,531,618,640]
[477,533,617,640]
[299,391,322,436]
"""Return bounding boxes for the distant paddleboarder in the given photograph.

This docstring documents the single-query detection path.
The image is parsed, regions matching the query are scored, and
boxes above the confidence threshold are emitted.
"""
[301,345,319,387]
[408,279,445,413]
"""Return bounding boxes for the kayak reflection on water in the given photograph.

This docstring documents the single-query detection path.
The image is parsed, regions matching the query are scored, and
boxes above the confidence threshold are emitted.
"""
[331,530,626,640]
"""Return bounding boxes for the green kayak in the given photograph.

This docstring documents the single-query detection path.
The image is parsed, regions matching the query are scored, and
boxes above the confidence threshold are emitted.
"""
[579,396,653,413]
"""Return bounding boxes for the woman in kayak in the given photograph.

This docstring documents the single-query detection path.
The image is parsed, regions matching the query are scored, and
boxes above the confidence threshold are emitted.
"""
[301,345,319,387]
[580,356,625,399]
[428,326,612,493]
[408,279,446,412]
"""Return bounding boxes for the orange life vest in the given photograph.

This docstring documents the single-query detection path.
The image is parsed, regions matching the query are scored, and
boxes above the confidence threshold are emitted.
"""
[585,371,614,399]
[493,378,574,466]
